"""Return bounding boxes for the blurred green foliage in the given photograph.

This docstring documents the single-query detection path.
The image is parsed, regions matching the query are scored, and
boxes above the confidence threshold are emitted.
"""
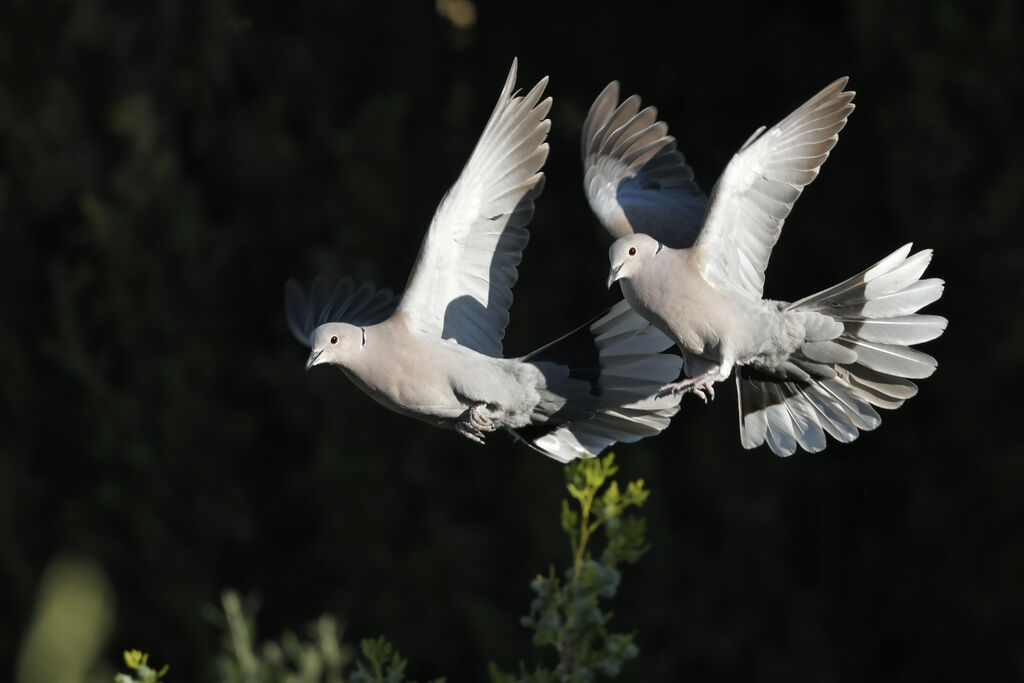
[214,590,351,683]
[495,454,649,682]
[1,0,1022,681]
[349,637,442,683]
[115,650,169,683]
[106,455,646,683]
[211,589,444,683]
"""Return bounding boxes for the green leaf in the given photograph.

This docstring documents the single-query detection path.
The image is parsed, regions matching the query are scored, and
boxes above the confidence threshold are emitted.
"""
[561,500,579,541]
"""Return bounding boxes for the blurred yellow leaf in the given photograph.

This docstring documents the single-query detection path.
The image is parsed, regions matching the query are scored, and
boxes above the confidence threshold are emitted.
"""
[436,0,477,29]
[16,557,116,683]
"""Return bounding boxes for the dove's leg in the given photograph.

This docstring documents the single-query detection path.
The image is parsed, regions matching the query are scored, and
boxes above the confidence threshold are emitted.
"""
[456,402,496,444]
[657,359,733,401]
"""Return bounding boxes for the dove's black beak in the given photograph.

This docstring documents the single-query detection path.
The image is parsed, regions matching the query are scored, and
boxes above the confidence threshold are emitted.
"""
[305,349,324,371]
[607,265,622,290]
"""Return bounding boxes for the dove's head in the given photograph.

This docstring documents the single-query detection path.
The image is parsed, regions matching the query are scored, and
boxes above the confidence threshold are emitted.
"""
[306,322,365,370]
[607,234,660,289]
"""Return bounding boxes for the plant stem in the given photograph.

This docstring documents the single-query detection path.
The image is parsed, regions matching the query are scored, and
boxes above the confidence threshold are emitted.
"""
[560,489,596,679]
[572,492,594,584]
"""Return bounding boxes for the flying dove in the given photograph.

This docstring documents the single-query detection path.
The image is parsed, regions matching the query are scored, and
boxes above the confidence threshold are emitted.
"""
[286,60,684,462]
[585,77,947,456]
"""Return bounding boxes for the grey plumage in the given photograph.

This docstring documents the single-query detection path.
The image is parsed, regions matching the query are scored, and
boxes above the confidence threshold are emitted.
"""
[286,60,684,461]
[593,78,947,456]
[581,81,707,248]
[732,244,945,455]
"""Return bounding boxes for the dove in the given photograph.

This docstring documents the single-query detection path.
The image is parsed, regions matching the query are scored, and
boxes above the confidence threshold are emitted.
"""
[586,77,947,456]
[285,60,684,462]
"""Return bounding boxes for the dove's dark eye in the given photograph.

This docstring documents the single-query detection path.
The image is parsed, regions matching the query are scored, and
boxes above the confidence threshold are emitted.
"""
[628,246,637,256]
[330,335,338,344]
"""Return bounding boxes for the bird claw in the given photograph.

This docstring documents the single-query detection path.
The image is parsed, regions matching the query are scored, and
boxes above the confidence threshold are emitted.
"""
[456,402,495,445]
[468,402,495,432]
[657,378,716,402]
[456,421,487,444]
[692,382,715,403]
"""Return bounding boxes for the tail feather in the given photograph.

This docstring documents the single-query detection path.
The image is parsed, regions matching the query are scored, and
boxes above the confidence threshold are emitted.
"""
[791,358,838,379]
[818,378,883,430]
[801,386,858,443]
[763,387,799,456]
[861,280,945,318]
[843,374,906,410]
[837,314,946,345]
[836,338,937,378]
[866,249,933,294]
[839,365,918,400]
[519,300,682,462]
[738,379,768,448]
[740,372,879,456]
[739,244,945,455]
[786,243,913,309]
[781,383,828,454]
[801,340,858,364]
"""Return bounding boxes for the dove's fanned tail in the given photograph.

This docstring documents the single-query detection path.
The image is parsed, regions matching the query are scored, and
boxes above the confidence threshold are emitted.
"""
[737,244,947,456]
[515,301,684,463]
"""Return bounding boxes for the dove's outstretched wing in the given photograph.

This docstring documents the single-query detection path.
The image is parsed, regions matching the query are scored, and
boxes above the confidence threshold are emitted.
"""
[395,59,551,357]
[285,276,396,347]
[581,81,707,249]
[694,78,855,299]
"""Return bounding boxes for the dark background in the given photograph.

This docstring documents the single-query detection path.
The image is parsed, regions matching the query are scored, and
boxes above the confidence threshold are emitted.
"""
[1,0,1021,680]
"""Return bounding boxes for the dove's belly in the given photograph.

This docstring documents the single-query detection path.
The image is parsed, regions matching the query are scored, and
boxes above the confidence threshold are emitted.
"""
[343,333,539,428]
[342,364,462,423]
[622,275,748,361]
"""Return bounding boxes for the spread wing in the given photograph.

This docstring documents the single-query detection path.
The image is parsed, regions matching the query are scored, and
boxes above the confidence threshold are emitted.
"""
[395,59,551,357]
[285,276,396,347]
[694,78,855,299]
[581,81,707,249]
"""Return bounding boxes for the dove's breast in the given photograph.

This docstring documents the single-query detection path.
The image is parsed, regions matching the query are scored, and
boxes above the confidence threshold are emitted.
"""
[623,249,749,360]
[343,317,540,427]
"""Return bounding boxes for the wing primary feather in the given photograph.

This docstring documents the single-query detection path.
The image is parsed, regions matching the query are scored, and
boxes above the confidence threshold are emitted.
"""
[695,77,855,298]
[395,60,551,356]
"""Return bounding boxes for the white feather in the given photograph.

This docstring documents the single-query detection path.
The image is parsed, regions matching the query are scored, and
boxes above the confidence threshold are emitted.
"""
[695,78,855,299]
[396,60,551,356]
